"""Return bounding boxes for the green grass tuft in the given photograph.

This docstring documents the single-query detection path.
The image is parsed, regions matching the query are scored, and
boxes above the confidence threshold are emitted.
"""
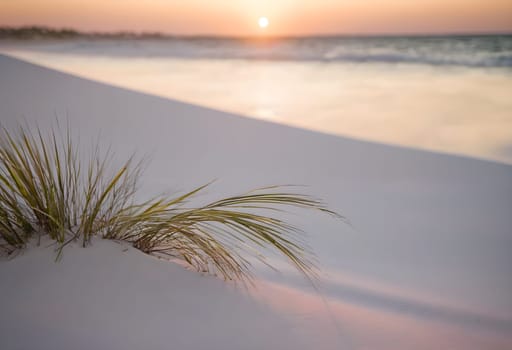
[0,124,342,283]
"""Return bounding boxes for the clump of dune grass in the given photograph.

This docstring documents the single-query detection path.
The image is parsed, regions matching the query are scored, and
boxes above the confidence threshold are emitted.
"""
[0,125,341,283]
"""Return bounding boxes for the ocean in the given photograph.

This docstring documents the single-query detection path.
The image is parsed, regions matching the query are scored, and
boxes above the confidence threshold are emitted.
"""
[1,35,512,162]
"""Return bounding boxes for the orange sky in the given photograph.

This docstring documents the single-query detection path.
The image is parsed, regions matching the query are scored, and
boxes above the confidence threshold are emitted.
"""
[1,0,511,36]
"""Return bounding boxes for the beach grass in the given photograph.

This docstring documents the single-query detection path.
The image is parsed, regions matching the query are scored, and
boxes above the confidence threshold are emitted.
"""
[0,124,340,282]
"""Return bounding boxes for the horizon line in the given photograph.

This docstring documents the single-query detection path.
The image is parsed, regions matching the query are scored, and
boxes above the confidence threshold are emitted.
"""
[1,25,511,40]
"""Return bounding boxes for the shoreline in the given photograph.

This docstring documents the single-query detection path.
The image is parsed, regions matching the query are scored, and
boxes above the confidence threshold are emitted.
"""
[1,50,511,165]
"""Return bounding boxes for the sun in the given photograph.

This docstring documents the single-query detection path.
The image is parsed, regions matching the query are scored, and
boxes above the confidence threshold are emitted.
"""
[258,17,269,29]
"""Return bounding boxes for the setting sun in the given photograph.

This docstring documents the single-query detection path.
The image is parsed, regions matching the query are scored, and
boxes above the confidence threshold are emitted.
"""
[258,17,269,29]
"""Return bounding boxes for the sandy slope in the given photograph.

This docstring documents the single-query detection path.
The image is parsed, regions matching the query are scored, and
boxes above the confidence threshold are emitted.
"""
[0,54,511,349]
[0,239,310,350]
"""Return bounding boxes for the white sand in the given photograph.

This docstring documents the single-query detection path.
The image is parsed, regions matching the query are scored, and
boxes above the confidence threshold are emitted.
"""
[0,54,511,349]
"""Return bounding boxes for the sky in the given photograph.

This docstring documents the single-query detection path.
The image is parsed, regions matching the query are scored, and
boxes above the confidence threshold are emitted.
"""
[1,0,512,36]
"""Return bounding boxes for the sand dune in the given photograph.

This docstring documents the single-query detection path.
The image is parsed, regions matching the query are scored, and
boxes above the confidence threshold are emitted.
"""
[0,54,511,349]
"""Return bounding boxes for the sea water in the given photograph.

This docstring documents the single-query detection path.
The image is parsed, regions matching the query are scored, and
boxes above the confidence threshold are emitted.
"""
[1,35,512,163]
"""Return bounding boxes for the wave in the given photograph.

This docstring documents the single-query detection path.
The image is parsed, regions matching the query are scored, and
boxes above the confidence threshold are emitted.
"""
[12,35,512,68]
